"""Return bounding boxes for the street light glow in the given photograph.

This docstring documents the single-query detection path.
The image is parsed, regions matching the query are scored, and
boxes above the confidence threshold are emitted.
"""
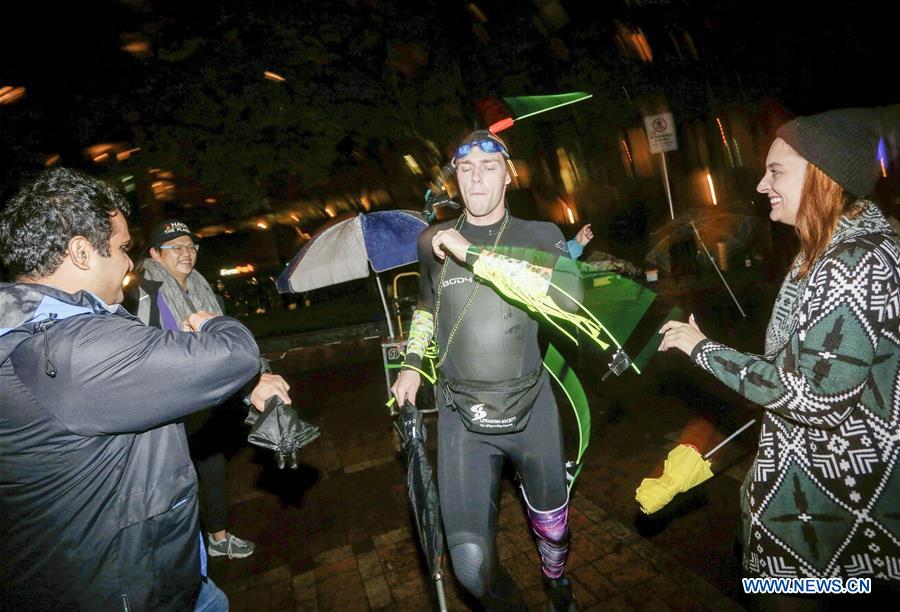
[403,155,422,175]
[706,172,718,206]
[715,117,735,168]
[121,40,151,58]
[264,70,286,82]
[220,264,255,277]
[0,85,26,105]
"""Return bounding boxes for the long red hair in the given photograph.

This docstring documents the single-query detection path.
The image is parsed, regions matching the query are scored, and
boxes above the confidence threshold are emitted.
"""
[793,164,859,280]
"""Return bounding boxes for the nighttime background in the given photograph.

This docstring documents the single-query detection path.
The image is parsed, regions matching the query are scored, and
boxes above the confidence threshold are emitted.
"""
[2,3,900,608]
[2,0,897,324]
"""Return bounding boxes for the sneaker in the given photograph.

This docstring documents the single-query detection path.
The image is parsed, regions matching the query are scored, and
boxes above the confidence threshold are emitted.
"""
[207,532,255,559]
[544,575,577,612]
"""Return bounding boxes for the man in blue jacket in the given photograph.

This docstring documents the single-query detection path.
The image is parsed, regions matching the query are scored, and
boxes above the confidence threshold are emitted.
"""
[0,168,289,611]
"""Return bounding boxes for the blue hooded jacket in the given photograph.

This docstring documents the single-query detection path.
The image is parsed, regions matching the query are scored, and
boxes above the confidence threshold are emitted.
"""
[0,283,260,611]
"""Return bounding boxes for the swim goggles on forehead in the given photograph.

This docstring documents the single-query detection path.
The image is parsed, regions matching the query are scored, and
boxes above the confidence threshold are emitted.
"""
[453,138,509,161]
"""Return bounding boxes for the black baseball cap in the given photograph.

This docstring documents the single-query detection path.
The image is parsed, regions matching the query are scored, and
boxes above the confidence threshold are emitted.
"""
[149,219,199,248]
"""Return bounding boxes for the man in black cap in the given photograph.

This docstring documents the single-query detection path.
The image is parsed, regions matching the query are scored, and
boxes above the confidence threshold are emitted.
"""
[136,219,266,560]
[139,220,223,331]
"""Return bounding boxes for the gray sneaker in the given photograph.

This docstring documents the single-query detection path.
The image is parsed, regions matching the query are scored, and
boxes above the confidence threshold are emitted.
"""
[207,533,256,559]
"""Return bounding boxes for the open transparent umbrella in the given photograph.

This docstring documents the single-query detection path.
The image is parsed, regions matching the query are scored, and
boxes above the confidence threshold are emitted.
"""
[645,210,757,273]
[645,210,757,317]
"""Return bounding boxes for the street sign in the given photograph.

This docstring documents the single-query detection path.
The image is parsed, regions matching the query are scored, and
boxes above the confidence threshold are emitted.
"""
[644,112,678,154]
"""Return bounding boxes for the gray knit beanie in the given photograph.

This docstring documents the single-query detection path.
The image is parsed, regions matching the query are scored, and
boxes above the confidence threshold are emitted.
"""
[776,108,881,198]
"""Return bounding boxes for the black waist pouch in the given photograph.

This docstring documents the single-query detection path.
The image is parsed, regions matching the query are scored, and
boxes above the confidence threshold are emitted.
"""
[442,368,544,434]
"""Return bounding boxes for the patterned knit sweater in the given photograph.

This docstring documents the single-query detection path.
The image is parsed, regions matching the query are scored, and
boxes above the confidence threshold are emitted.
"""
[691,201,900,581]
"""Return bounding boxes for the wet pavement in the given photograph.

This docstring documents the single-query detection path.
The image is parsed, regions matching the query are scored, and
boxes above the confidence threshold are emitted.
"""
[208,282,772,611]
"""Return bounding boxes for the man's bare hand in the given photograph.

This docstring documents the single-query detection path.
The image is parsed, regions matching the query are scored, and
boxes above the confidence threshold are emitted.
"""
[432,229,471,262]
[182,311,218,332]
[391,369,421,407]
[249,373,292,412]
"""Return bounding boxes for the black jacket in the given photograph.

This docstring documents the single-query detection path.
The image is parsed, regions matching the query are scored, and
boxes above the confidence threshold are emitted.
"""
[0,283,260,611]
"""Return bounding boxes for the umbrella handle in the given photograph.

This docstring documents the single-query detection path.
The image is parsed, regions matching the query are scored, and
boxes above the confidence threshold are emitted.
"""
[601,348,632,381]
[703,419,756,460]
[259,356,272,374]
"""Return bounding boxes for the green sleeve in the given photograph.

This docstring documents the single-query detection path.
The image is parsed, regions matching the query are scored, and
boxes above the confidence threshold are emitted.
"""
[691,244,896,429]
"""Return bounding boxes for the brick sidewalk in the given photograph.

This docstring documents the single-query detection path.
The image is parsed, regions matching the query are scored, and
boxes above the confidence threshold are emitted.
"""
[207,340,753,610]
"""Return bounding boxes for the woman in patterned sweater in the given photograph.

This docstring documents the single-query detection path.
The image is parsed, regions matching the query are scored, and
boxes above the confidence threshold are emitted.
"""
[660,109,900,590]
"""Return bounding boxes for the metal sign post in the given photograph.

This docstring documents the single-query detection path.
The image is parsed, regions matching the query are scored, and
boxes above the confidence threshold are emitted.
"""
[644,112,678,220]
[660,152,674,220]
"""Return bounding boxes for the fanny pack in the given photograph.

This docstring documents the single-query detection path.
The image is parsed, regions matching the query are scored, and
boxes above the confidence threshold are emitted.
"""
[442,367,544,434]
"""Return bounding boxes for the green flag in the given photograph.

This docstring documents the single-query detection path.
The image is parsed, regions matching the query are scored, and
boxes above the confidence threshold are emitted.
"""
[502,92,593,121]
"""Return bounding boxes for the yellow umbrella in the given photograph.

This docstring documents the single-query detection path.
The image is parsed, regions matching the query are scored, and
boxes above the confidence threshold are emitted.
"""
[635,420,755,514]
[635,444,713,514]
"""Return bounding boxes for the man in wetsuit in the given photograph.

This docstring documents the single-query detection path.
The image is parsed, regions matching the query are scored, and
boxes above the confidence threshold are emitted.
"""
[391,130,581,611]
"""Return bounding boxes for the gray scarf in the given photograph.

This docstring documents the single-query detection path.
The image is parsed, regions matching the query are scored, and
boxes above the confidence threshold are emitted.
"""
[141,259,223,326]
[763,199,894,358]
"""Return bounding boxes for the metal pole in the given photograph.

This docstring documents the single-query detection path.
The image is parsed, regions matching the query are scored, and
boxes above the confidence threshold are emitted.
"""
[661,152,675,220]
[704,419,756,460]
[434,574,448,612]
[690,222,747,318]
[375,273,396,339]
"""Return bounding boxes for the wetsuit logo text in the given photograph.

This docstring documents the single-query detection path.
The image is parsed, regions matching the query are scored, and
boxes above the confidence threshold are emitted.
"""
[441,276,474,289]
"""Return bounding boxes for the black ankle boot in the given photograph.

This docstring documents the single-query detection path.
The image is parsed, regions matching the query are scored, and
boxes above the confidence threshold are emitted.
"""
[543,575,577,612]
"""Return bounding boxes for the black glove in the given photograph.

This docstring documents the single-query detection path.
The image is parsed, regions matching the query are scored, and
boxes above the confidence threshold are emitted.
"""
[246,395,320,469]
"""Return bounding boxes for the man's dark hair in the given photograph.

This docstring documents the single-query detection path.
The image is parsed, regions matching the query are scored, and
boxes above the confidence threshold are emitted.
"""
[0,167,130,279]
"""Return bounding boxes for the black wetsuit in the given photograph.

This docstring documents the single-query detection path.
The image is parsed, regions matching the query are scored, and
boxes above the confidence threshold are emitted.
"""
[412,212,582,601]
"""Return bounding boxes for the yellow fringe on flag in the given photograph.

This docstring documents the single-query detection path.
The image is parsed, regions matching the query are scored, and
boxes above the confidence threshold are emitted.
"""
[473,251,611,351]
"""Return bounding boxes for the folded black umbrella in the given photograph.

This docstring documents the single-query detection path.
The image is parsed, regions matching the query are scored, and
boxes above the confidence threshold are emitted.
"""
[394,402,448,611]
[393,400,426,448]
[245,396,320,469]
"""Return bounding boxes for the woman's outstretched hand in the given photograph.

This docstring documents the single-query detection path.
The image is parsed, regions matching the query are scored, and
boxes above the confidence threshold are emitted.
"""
[659,314,707,356]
